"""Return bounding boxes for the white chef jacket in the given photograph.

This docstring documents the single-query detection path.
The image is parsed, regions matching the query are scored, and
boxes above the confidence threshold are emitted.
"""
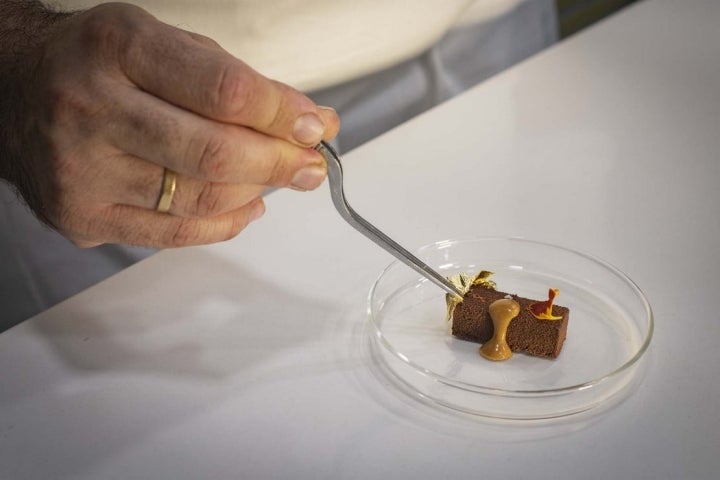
[60,0,527,91]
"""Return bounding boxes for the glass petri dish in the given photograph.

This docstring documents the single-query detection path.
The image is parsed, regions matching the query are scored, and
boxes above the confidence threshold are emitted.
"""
[368,237,653,420]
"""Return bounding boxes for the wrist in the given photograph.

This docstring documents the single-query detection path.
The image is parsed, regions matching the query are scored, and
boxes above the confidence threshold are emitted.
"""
[0,1,75,218]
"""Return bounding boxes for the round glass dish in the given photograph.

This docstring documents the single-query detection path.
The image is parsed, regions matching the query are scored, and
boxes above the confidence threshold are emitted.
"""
[368,237,653,420]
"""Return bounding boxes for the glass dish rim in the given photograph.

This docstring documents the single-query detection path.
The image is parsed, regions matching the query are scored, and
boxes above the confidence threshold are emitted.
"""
[366,236,654,397]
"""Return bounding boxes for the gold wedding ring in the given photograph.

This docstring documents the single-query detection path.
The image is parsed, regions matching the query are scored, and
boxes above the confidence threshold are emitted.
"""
[156,168,177,213]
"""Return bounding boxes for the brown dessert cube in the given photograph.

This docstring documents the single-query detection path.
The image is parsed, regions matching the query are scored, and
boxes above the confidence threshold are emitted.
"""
[451,285,569,359]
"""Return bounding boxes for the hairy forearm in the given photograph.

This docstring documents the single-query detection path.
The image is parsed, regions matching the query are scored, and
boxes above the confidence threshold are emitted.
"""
[1,1,66,37]
[0,1,73,105]
[0,1,74,78]
[0,1,73,213]
[0,1,75,222]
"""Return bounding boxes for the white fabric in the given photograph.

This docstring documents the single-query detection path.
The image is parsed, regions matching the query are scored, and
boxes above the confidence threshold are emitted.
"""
[59,0,524,91]
[311,0,557,151]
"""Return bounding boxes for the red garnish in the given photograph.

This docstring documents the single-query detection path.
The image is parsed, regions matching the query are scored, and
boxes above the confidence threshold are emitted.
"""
[529,288,563,320]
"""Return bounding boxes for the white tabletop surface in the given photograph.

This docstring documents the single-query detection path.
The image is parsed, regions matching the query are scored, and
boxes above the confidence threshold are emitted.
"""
[3,0,720,478]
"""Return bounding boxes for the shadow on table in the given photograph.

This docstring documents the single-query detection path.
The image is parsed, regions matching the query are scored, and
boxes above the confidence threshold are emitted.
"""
[28,247,337,378]
[2,247,340,479]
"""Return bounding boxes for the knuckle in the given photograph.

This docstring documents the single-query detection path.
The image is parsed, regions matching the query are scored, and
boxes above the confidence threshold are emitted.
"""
[209,63,254,119]
[260,82,289,130]
[46,82,87,124]
[79,6,130,56]
[56,203,95,243]
[44,80,111,135]
[80,4,155,70]
[193,182,224,217]
[262,97,284,132]
[52,204,75,233]
[194,132,231,180]
[262,148,294,186]
[265,159,289,186]
[168,218,202,247]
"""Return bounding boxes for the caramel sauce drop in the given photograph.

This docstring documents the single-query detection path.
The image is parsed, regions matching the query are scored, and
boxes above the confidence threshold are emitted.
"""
[480,298,521,361]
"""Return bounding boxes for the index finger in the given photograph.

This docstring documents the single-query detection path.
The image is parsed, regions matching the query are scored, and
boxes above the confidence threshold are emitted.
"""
[113,8,339,145]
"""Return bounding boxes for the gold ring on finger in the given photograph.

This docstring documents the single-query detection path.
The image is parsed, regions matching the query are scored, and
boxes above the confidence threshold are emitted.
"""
[156,168,177,213]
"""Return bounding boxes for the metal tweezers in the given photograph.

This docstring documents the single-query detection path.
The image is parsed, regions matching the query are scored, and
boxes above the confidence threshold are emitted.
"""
[315,141,463,299]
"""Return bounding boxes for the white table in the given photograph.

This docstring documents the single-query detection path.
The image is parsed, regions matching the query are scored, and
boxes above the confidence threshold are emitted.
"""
[3,0,720,478]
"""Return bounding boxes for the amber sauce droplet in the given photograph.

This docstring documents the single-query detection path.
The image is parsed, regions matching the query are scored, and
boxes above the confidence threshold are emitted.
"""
[480,298,521,361]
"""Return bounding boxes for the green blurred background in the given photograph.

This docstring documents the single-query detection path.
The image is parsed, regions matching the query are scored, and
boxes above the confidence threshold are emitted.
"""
[556,0,638,38]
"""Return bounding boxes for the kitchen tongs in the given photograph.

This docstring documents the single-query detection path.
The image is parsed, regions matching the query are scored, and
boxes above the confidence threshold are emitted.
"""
[314,141,463,299]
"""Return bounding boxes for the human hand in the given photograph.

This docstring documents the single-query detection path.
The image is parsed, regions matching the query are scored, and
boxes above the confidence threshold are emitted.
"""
[2,2,339,248]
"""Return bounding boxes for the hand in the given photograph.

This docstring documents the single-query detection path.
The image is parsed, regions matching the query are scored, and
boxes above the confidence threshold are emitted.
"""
[5,2,339,248]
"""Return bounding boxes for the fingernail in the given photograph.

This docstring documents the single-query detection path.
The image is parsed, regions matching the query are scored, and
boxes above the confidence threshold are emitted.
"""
[249,199,265,222]
[293,113,325,145]
[291,165,326,191]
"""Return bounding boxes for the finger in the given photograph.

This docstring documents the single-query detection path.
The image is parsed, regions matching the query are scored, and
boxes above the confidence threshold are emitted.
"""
[122,162,265,217]
[166,178,266,218]
[75,240,104,248]
[115,12,339,146]
[317,105,341,141]
[101,155,267,217]
[67,198,266,248]
[102,85,328,189]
